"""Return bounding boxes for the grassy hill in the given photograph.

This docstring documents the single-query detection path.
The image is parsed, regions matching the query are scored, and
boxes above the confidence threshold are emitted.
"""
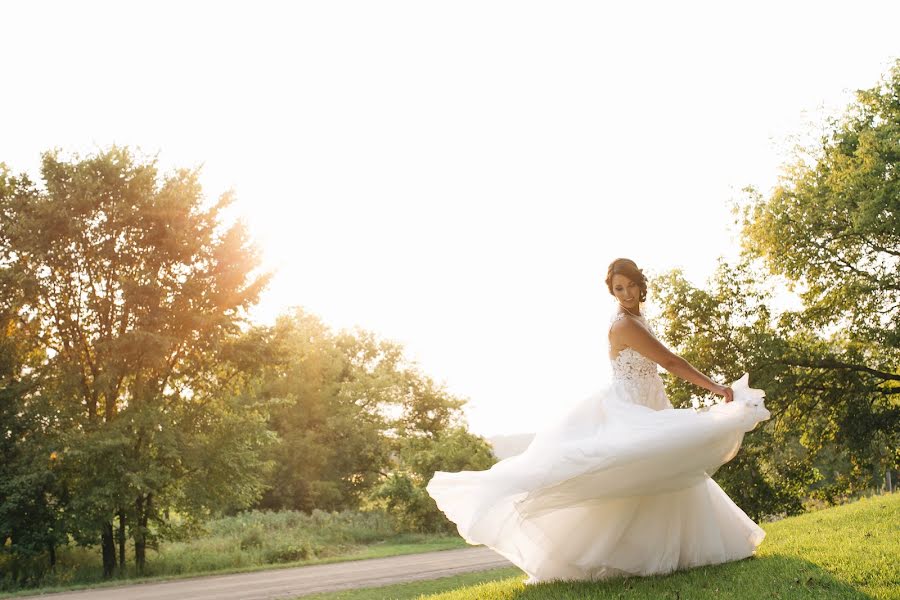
[301,491,900,600]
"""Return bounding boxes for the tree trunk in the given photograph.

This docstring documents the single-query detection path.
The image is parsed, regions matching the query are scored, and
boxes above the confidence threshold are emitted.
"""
[48,542,56,569]
[134,495,145,574]
[101,521,117,578]
[134,493,152,574]
[118,509,126,572]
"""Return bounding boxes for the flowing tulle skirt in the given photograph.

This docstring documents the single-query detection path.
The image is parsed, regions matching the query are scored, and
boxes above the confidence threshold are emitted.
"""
[425,374,770,584]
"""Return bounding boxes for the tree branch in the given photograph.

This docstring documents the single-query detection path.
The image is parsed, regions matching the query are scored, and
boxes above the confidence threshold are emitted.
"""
[779,358,900,381]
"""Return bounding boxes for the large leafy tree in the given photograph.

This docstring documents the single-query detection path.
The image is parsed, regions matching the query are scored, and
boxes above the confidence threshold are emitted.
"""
[654,263,823,521]
[742,59,899,360]
[653,61,899,517]
[0,147,275,577]
[252,307,495,530]
[739,59,899,492]
[254,309,396,512]
[369,365,496,533]
[0,254,68,582]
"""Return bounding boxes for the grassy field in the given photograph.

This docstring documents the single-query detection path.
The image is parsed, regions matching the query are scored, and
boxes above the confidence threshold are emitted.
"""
[298,491,900,600]
[0,509,468,597]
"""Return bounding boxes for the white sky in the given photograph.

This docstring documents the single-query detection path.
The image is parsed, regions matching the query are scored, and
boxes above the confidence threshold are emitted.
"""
[2,1,898,437]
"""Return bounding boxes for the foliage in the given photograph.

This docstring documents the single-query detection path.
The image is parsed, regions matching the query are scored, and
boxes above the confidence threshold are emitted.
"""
[356,345,496,533]
[0,505,448,592]
[739,59,900,498]
[0,309,67,571]
[0,146,493,585]
[652,61,899,518]
[245,307,497,532]
[741,59,899,348]
[375,355,496,532]
[370,425,496,533]
[0,147,276,580]
[252,310,399,512]
[653,263,823,520]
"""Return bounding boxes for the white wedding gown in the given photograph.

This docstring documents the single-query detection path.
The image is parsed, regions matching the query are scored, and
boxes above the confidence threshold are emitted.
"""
[426,313,771,584]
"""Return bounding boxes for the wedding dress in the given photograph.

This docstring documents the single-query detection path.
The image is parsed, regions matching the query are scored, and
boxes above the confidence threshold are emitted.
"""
[425,312,770,584]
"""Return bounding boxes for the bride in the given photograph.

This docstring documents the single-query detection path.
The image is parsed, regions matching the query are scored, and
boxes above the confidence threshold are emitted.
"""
[426,258,770,585]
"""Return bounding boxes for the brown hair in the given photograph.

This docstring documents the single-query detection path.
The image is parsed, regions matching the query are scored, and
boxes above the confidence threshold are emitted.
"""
[605,258,648,302]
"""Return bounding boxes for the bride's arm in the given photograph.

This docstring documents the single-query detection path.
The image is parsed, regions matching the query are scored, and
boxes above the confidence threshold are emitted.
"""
[611,318,733,402]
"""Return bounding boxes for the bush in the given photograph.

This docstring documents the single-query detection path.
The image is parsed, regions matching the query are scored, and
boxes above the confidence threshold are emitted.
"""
[239,527,264,550]
[368,471,455,534]
[263,540,318,563]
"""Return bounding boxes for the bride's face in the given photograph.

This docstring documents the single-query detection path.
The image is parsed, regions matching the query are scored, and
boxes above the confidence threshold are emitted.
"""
[611,274,641,310]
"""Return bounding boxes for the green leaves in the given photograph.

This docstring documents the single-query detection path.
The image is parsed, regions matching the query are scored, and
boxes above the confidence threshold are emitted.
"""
[654,61,900,518]
[251,307,493,532]
[741,60,900,347]
[0,146,276,578]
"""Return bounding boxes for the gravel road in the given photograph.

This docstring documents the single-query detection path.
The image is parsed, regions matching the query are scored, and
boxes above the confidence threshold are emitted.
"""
[25,546,514,599]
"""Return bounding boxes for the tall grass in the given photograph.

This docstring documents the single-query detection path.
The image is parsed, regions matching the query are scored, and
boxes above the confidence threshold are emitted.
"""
[0,508,457,593]
[152,508,400,575]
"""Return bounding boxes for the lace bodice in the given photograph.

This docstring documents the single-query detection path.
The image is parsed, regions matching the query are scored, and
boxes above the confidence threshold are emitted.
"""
[609,312,660,382]
[607,311,671,410]
[610,347,660,380]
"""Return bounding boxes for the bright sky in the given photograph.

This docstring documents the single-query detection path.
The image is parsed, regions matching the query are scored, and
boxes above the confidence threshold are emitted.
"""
[2,1,898,437]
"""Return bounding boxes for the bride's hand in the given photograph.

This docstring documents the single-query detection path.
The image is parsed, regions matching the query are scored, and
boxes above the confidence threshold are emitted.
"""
[714,385,734,403]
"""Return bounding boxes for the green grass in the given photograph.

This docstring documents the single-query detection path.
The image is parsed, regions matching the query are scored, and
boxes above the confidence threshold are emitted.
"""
[297,492,900,600]
[299,568,525,600]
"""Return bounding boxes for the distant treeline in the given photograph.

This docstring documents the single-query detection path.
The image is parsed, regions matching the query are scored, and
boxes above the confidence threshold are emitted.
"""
[0,147,494,585]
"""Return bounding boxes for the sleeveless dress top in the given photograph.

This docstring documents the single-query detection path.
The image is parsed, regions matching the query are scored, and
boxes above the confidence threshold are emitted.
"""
[608,311,672,411]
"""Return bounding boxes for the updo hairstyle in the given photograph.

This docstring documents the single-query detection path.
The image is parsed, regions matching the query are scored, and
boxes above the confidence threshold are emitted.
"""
[605,258,648,302]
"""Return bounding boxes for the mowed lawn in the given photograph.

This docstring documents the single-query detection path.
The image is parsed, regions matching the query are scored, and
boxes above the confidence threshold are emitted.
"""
[300,491,900,600]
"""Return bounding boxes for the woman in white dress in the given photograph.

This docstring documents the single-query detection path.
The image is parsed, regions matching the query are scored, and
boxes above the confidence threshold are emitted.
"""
[426,258,770,585]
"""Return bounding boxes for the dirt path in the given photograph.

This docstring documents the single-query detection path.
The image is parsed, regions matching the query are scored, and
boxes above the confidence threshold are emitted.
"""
[26,547,513,599]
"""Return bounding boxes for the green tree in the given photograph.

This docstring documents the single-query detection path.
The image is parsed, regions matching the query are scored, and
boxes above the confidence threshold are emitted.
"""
[254,309,395,512]
[653,61,899,517]
[653,263,823,520]
[370,372,496,533]
[0,258,68,583]
[739,59,899,493]
[741,60,899,351]
[241,306,496,532]
[0,147,275,577]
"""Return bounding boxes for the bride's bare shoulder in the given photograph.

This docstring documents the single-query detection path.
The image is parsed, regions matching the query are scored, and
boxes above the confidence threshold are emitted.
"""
[609,314,651,341]
[609,313,638,335]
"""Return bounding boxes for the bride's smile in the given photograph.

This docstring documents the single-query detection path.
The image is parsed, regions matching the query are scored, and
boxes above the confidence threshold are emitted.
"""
[611,274,642,313]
